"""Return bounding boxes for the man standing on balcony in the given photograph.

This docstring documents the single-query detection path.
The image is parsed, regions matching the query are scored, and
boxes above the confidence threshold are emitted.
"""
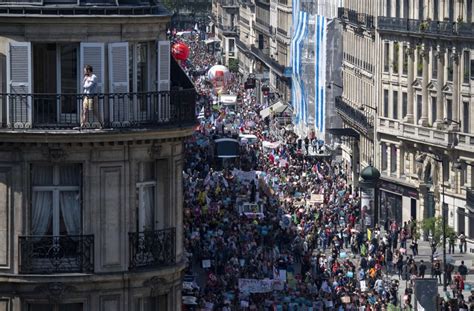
[80,65,99,128]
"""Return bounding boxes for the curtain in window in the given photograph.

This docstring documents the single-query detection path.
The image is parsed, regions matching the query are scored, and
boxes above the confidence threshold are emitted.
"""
[142,186,155,230]
[31,166,53,235]
[32,192,52,235]
[60,191,81,235]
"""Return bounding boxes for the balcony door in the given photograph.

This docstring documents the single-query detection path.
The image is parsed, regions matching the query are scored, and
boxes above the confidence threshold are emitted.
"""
[31,164,82,236]
[32,43,79,126]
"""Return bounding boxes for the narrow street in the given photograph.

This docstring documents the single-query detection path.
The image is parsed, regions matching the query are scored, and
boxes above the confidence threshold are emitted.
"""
[178,34,474,310]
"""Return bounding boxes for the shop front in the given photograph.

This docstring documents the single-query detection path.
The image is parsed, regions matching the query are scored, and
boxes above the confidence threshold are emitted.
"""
[378,178,419,230]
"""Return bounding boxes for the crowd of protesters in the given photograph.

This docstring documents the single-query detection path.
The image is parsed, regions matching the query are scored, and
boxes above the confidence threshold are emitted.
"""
[174,31,474,311]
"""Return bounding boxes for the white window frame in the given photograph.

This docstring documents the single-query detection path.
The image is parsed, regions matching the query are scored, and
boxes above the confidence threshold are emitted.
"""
[31,165,81,236]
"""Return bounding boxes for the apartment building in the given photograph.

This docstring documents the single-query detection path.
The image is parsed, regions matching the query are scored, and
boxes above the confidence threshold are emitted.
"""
[211,0,239,67]
[336,0,377,189]
[0,0,196,310]
[376,0,474,239]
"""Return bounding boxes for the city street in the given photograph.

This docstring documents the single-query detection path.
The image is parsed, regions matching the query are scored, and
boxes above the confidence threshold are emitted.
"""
[178,32,474,310]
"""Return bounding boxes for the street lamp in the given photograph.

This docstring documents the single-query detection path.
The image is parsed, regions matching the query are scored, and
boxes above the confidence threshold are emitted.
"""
[416,154,447,292]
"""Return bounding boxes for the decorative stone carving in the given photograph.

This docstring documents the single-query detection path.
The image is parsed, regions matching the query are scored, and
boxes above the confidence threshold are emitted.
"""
[148,143,162,159]
[34,282,75,303]
[42,146,67,162]
[144,276,170,297]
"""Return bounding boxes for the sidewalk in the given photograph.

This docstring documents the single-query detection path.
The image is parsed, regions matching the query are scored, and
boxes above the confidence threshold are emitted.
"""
[386,240,474,298]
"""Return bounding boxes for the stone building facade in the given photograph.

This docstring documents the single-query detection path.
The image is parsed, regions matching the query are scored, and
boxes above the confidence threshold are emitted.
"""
[0,1,196,310]
[376,0,474,239]
[339,0,474,243]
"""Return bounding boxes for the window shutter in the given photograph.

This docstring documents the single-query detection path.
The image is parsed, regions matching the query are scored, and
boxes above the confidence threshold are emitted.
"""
[7,42,32,128]
[157,41,170,121]
[80,43,104,93]
[157,41,170,92]
[80,43,104,126]
[108,42,130,125]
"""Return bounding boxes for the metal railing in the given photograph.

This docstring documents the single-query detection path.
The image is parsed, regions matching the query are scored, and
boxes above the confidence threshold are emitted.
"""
[19,235,94,274]
[129,228,176,270]
[0,5,167,16]
[378,17,474,38]
[335,96,373,134]
[1,89,196,130]
[220,0,238,6]
[337,7,374,29]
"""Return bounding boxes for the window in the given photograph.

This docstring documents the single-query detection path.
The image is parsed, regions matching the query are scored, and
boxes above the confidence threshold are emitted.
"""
[393,90,399,119]
[402,44,408,75]
[431,97,437,124]
[433,0,439,20]
[468,0,473,23]
[386,0,391,16]
[382,144,388,172]
[384,89,389,117]
[417,48,423,77]
[446,99,453,121]
[448,50,453,81]
[135,296,168,311]
[390,145,397,174]
[395,0,401,17]
[418,0,424,20]
[402,92,408,118]
[29,303,83,311]
[384,42,390,72]
[443,158,450,182]
[432,51,438,79]
[464,50,470,84]
[31,164,81,236]
[463,101,470,133]
[137,162,156,232]
[417,94,422,122]
[393,42,399,74]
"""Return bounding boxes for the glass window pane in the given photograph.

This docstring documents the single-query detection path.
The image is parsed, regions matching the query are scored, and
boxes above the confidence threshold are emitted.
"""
[32,165,53,186]
[59,303,83,311]
[31,191,53,235]
[29,304,54,311]
[59,191,81,235]
[60,44,78,114]
[139,162,155,181]
[59,164,81,186]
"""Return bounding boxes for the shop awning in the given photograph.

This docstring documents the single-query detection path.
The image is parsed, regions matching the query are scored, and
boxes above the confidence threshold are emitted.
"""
[259,101,288,119]
[204,37,220,45]
[327,128,360,139]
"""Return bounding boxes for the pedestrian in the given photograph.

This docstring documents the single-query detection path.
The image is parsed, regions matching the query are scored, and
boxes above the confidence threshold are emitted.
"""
[459,232,467,253]
[458,260,468,281]
[418,260,426,278]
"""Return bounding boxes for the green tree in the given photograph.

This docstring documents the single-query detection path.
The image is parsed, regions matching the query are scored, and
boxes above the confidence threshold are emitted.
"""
[228,58,239,73]
[420,216,456,253]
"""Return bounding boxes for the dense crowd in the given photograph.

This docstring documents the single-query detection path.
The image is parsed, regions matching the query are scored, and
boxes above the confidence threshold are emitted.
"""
[176,32,474,311]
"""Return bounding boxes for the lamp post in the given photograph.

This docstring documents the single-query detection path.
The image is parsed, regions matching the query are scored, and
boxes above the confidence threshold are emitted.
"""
[417,154,447,292]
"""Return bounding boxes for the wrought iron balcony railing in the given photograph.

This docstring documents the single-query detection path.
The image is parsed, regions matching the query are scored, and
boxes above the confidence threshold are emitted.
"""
[337,7,374,29]
[335,96,373,137]
[1,89,196,130]
[129,228,176,270]
[19,235,94,274]
[378,17,474,38]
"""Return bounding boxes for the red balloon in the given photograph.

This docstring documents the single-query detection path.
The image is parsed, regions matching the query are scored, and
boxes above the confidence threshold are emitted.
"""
[172,42,190,61]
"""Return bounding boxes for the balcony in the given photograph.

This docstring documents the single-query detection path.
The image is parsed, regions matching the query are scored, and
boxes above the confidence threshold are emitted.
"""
[377,17,474,39]
[250,45,285,76]
[335,96,373,138]
[129,228,176,270]
[218,23,239,35]
[337,7,374,30]
[377,117,457,148]
[220,0,238,8]
[0,89,196,131]
[0,5,168,17]
[19,235,94,274]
